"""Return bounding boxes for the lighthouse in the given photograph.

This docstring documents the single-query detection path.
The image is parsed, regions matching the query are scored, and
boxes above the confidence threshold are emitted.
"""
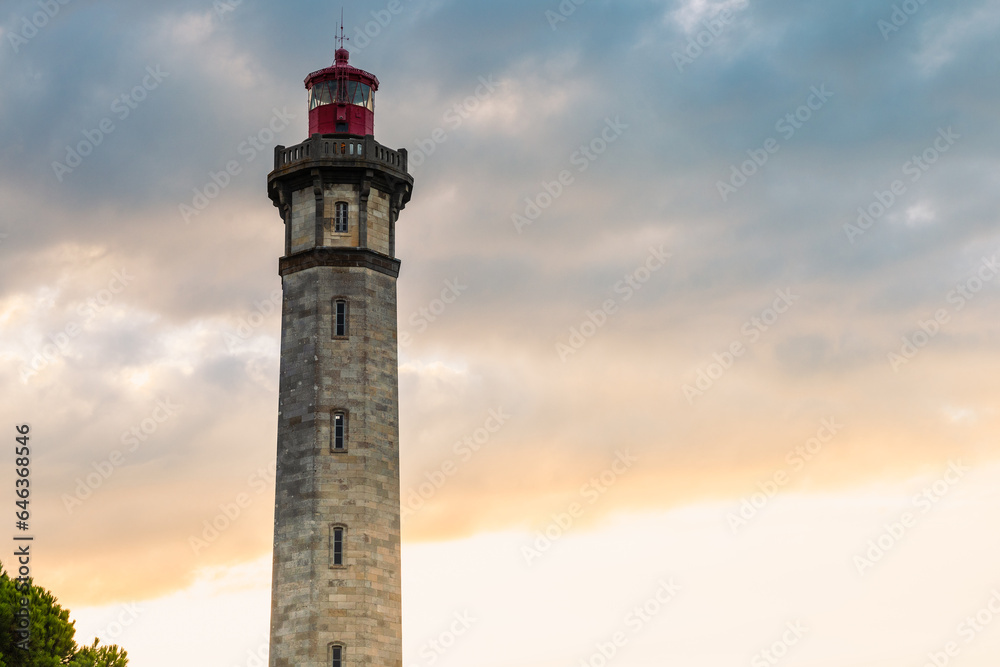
[266,36,413,667]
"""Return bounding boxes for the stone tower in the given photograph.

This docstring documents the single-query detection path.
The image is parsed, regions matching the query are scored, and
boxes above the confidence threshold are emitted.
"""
[266,42,413,667]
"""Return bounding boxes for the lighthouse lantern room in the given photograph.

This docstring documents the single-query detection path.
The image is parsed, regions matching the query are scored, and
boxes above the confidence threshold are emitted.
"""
[305,47,378,136]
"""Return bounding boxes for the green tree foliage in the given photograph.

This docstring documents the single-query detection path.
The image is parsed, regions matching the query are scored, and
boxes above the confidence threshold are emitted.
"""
[66,640,128,667]
[0,563,128,667]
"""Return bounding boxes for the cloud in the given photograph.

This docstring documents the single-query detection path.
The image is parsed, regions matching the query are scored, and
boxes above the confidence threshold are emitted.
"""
[2,0,1000,610]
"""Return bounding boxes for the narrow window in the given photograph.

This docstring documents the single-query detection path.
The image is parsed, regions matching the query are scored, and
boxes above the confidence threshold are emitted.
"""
[330,643,344,667]
[331,526,345,566]
[334,201,348,233]
[334,299,348,337]
[332,412,346,451]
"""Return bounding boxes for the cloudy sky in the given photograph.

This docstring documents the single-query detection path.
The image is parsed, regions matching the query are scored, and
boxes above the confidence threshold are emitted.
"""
[2,0,1000,665]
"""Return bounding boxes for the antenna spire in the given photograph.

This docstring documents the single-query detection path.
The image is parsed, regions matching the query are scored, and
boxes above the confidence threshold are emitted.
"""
[336,8,349,50]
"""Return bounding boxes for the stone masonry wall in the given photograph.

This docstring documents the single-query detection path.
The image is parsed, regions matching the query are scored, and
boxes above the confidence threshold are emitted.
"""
[271,263,401,667]
[290,188,313,254]
[366,189,391,257]
[323,183,361,248]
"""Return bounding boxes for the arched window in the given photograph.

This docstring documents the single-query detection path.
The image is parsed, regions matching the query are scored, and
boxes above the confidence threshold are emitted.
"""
[333,299,348,338]
[334,201,349,233]
[329,643,345,667]
[332,411,347,451]
[331,525,345,567]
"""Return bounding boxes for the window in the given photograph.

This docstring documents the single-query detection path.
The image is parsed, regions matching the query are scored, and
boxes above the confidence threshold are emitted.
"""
[309,80,373,112]
[334,299,348,337]
[330,643,344,667]
[332,411,346,451]
[334,201,348,233]
[331,526,345,566]
[310,81,334,110]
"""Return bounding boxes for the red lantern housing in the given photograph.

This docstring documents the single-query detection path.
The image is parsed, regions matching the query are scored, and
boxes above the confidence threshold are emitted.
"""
[305,48,379,136]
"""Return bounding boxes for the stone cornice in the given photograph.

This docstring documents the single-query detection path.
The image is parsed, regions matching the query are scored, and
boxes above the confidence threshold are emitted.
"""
[279,247,401,278]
